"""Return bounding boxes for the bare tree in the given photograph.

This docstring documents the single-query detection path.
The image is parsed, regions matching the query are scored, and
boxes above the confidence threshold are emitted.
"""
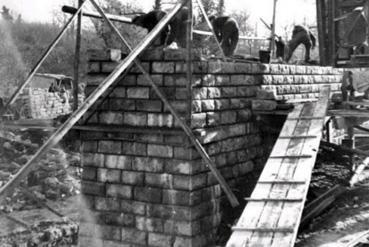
[1,6,13,22]
[91,0,145,52]
[217,0,225,16]
[154,0,162,10]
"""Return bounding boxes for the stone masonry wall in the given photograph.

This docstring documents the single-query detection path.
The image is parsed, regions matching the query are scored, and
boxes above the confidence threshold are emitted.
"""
[79,49,344,247]
[17,88,72,119]
[259,64,343,100]
[79,49,264,247]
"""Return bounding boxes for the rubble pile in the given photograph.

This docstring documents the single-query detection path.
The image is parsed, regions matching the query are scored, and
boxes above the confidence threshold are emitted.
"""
[0,221,79,247]
[0,128,81,246]
[0,129,81,210]
[310,148,366,192]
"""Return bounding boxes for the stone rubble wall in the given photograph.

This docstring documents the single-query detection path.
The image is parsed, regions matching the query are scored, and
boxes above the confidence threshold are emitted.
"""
[260,64,343,100]
[18,88,72,119]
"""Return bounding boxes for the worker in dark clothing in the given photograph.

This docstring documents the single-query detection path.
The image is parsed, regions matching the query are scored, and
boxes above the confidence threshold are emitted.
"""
[209,15,239,56]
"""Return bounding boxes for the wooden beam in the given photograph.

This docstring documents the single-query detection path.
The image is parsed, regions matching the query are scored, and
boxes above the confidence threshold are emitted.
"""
[328,109,369,117]
[354,125,369,133]
[74,124,184,135]
[327,0,334,65]
[62,5,133,23]
[301,185,346,227]
[62,5,268,41]
[231,227,294,233]
[185,0,193,126]
[270,0,278,59]
[320,141,369,156]
[73,0,83,111]
[316,0,327,65]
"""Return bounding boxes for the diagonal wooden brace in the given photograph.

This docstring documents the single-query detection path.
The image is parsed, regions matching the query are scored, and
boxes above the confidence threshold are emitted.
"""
[89,0,239,207]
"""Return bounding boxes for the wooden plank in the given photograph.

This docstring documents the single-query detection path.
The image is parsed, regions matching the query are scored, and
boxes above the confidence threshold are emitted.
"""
[257,180,306,184]
[274,99,329,246]
[231,227,294,233]
[230,184,273,245]
[227,88,331,247]
[244,198,303,202]
[248,186,289,244]
[242,104,304,247]
[258,159,284,181]
[248,232,273,247]
[328,109,369,117]
[272,232,292,247]
[278,135,317,139]
[269,155,313,159]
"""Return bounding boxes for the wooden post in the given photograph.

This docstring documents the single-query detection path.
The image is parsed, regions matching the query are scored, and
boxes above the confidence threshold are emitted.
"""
[331,0,336,66]
[185,0,193,126]
[73,0,83,111]
[327,0,334,65]
[325,117,332,143]
[270,0,278,60]
[316,0,326,65]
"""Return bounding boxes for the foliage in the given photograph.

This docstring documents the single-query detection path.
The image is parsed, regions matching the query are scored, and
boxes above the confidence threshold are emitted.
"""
[154,0,162,10]
[1,6,13,22]
[0,5,105,99]
[0,22,27,98]
[216,0,225,16]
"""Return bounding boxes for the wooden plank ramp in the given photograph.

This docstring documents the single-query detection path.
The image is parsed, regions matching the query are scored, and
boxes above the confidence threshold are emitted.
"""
[227,86,330,247]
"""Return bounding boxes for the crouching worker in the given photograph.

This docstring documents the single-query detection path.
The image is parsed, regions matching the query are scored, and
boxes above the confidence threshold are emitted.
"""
[341,71,355,101]
[131,7,190,48]
[209,15,239,57]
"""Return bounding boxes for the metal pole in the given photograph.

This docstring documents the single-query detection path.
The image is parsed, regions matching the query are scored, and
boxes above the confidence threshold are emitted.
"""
[1,1,88,116]
[195,0,227,61]
[73,0,83,111]
[89,0,239,207]
[0,1,184,206]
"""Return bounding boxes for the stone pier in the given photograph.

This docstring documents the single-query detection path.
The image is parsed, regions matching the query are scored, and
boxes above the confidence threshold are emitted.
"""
[78,48,343,247]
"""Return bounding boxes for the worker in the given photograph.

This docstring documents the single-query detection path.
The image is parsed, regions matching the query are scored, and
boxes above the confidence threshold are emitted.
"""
[131,7,190,48]
[341,71,355,101]
[209,15,239,56]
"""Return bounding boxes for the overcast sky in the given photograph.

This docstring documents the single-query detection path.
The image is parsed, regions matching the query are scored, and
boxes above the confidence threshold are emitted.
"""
[0,0,316,35]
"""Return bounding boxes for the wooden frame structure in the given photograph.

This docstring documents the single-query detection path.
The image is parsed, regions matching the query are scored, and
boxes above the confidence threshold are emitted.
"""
[317,0,369,66]
[0,0,240,213]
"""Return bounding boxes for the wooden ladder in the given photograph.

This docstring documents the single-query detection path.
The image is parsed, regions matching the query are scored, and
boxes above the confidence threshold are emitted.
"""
[227,86,330,247]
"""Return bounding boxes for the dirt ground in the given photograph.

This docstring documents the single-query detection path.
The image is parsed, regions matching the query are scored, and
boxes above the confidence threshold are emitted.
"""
[1,128,368,246]
[296,148,369,247]
[296,184,369,247]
